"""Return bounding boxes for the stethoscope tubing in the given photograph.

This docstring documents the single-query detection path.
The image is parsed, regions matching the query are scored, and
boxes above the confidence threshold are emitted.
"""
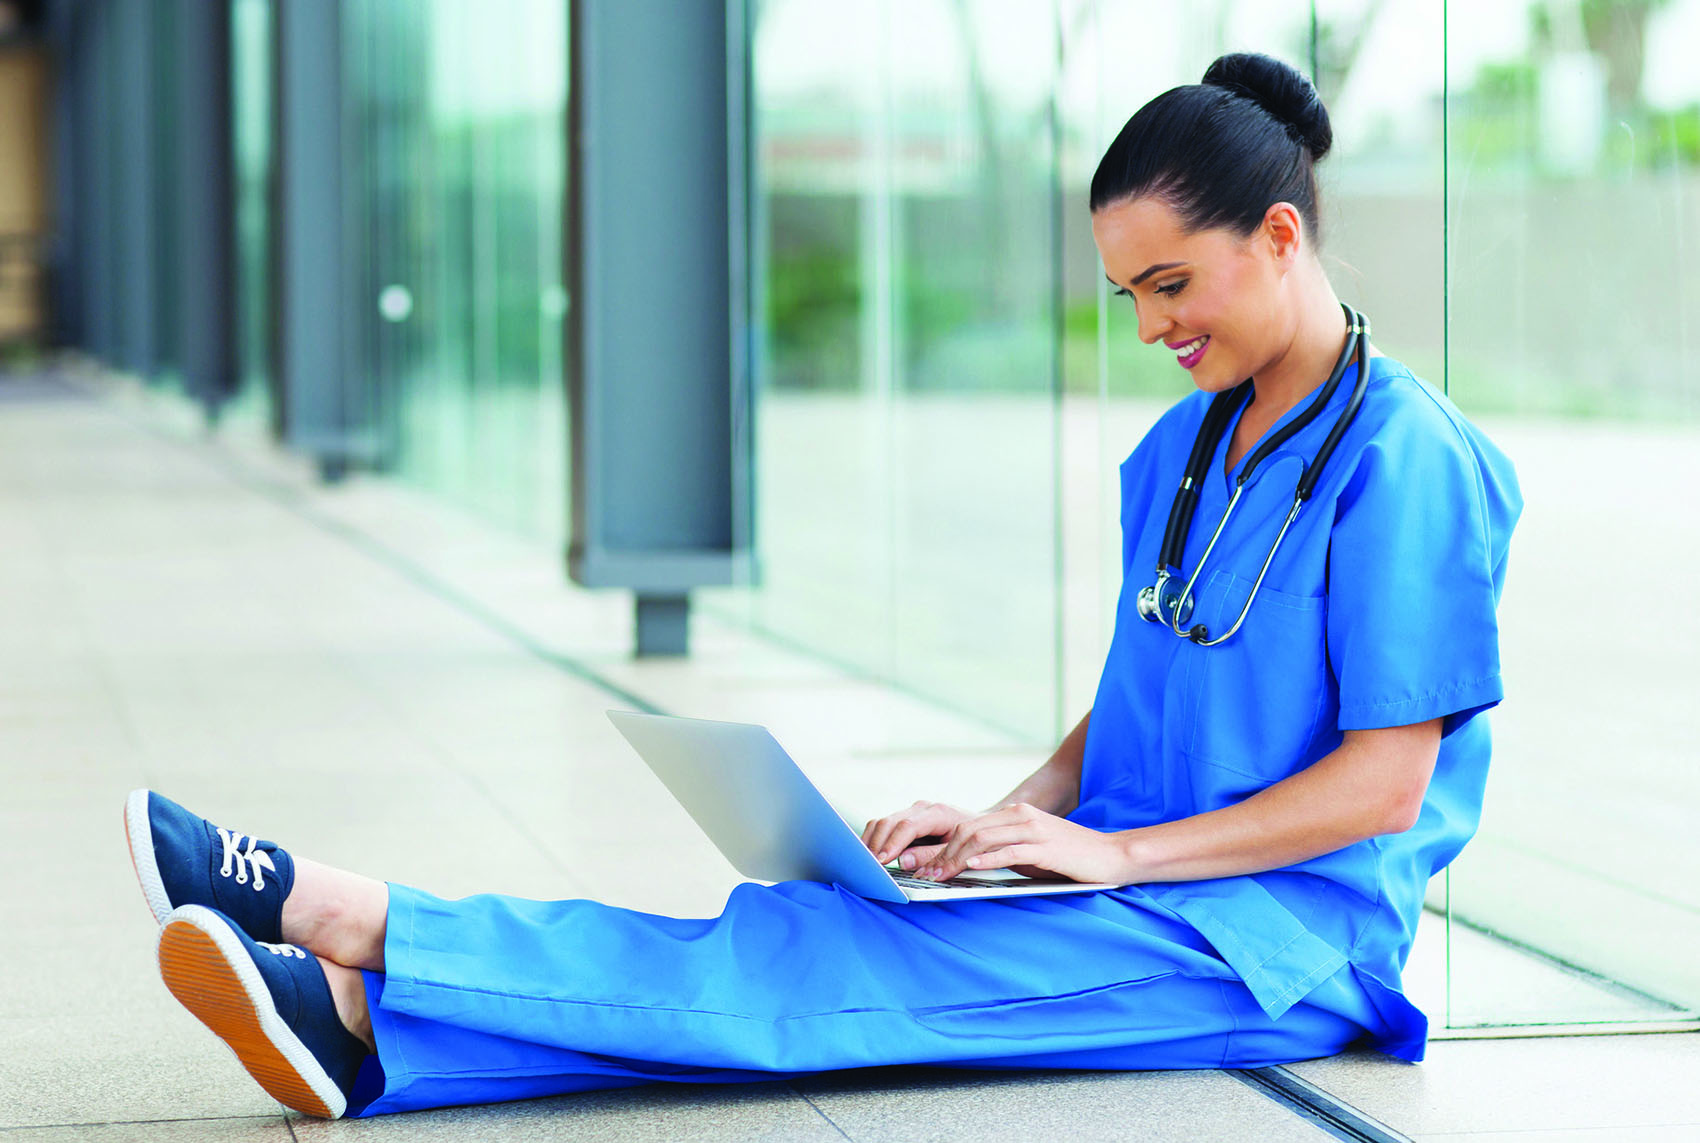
[1143,304,1370,646]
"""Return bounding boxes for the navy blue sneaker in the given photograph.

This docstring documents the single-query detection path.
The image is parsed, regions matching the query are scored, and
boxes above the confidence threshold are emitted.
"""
[125,789,295,943]
[157,904,370,1119]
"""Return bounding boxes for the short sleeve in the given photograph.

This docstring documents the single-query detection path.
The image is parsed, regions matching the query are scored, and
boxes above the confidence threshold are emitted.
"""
[1326,395,1521,736]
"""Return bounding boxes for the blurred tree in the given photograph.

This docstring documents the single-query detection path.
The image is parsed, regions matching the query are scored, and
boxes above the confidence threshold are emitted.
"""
[1533,0,1671,116]
[1311,0,1385,110]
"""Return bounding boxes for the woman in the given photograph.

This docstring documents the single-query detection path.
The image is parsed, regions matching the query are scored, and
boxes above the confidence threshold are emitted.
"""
[127,53,1519,1119]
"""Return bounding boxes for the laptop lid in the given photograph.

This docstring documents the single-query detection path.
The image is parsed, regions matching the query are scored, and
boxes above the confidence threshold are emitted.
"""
[607,710,906,902]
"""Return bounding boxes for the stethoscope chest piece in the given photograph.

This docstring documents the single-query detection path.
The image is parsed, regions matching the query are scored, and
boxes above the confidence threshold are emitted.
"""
[1136,572,1193,627]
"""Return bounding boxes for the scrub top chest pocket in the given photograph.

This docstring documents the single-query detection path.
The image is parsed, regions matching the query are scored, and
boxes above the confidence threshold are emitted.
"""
[1184,568,1332,797]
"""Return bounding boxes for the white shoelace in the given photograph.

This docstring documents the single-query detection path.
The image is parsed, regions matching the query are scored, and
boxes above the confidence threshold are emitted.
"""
[217,827,277,892]
[256,940,307,960]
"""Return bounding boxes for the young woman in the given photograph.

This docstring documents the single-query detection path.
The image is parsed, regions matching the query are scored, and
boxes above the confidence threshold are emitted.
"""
[127,53,1519,1119]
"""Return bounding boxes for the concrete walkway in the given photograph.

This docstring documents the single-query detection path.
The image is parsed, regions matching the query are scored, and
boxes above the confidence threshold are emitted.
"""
[2,368,1696,1141]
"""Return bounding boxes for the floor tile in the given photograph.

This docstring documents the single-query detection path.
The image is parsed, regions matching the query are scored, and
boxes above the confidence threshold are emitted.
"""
[0,1118,289,1141]
[1287,1035,1700,1136]
[287,1083,840,1142]
[1418,1129,1700,1143]
[793,1066,1331,1143]
[1404,910,1677,1032]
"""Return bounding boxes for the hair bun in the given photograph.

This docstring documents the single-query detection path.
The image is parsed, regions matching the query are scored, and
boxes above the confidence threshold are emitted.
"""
[1202,52,1332,160]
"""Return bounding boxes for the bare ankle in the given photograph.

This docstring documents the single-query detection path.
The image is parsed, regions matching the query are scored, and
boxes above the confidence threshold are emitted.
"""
[283,857,389,972]
[318,957,375,1052]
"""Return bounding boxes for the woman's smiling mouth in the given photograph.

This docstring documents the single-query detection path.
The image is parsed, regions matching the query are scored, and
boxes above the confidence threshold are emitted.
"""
[1167,335,1210,370]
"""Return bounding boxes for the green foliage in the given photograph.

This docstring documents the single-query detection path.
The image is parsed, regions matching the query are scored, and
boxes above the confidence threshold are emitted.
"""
[1647,106,1700,167]
[1460,0,1699,174]
[765,248,860,391]
[1475,60,1539,104]
[765,245,1052,392]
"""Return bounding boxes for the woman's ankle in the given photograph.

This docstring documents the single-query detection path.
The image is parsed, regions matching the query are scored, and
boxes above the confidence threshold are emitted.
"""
[283,857,389,971]
[318,957,375,1052]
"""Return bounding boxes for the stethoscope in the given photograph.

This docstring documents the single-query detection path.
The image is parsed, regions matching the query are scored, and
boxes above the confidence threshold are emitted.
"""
[1135,303,1371,646]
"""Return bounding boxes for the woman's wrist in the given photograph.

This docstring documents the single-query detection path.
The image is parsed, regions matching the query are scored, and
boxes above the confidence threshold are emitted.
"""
[992,766,1077,818]
[1112,827,1162,884]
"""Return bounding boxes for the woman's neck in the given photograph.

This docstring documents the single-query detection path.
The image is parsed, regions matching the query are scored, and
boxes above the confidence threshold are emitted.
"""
[1247,268,1347,424]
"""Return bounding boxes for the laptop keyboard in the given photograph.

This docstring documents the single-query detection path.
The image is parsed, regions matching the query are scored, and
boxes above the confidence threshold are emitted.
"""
[890,872,1018,891]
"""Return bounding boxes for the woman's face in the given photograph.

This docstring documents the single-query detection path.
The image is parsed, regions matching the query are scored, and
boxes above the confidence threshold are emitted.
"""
[1090,195,1291,394]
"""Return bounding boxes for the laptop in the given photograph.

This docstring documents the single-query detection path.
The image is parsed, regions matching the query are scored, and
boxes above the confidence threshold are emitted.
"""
[607,710,1122,903]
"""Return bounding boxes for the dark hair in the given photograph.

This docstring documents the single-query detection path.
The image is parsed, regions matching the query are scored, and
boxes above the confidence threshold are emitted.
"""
[1089,53,1333,244]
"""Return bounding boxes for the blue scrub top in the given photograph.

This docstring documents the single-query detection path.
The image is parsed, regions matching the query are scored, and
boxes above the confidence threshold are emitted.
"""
[1071,354,1522,1060]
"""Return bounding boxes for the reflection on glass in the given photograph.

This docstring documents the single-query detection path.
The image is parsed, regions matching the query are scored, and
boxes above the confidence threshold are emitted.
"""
[341,0,569,543]
[743,0,1064,741]
[1441,0,1700,1027]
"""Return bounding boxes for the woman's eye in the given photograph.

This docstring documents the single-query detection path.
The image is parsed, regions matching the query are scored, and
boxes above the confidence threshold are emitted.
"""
[1112,286,1133,299]
[1155,280,1188,297]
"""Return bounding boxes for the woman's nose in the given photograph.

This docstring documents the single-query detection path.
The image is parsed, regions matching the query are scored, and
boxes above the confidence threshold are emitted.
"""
[1136,306,1170,346]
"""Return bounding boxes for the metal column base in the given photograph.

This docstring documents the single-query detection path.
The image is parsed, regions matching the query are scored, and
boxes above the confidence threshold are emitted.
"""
[635,593,689,657]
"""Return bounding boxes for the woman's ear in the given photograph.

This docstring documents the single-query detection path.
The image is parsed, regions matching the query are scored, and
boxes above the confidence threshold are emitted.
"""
[1261,201,1304,267]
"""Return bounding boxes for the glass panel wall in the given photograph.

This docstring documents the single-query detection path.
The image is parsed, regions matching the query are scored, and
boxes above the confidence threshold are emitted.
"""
[340,0,570,544]
[1440,0,1700,1027]
[739,0,1700,1029]
[742,0,1066,741]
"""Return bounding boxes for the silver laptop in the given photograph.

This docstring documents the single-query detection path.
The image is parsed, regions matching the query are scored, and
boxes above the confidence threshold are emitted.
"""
[607,710,1121,903]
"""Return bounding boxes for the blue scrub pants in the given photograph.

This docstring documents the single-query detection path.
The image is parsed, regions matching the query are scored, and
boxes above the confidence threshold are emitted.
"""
[348,880,1378,1116]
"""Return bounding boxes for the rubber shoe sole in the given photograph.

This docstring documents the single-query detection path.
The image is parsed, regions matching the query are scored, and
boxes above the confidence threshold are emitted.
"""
[157,905,347,1119]
[125,788,173,925]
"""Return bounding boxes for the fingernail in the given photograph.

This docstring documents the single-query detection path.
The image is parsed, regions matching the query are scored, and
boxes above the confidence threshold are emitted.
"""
[876,850,888,863]
[899,853,915,870]
[967,857,981,868]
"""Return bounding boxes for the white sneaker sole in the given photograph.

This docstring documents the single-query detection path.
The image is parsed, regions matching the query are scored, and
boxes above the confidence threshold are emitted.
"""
[157,904,348,1119]
[125,788,172,925]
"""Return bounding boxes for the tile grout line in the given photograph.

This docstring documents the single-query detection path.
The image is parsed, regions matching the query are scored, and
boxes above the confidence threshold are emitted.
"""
[0,1114,282,1131]
[787,1083,856,1142]
[1232,1066,1413,1143]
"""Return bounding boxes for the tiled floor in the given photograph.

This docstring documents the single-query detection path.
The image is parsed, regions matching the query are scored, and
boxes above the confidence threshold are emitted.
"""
[1289,1036,1700,1141]
[2,367,1697,1141]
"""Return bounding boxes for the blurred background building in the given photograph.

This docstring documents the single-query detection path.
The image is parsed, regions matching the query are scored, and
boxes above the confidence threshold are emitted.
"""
[3,0,1697,1037]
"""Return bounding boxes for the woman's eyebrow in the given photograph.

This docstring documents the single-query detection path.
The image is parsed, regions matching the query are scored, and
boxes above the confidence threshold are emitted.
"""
[1129,261,1186,286]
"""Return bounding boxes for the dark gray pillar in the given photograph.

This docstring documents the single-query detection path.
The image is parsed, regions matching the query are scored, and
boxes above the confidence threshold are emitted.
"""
[80,0,117,361]
[45,0,80,347]
[110,0,157,377]
[567,0,753,657]
[174,0,237,418]
[275,0,360,477]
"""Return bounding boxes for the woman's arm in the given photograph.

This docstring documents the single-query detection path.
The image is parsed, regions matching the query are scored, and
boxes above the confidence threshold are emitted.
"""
[861,709,1092,867]
[913,718,1442,885]
[992,709,1090,817]
[1114,718,1440,882]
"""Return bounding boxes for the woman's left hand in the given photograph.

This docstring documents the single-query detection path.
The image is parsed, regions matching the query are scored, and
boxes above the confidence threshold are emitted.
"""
[915,803,1131,886]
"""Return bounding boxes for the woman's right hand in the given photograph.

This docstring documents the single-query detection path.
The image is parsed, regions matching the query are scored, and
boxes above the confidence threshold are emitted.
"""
[861,801,977,872]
